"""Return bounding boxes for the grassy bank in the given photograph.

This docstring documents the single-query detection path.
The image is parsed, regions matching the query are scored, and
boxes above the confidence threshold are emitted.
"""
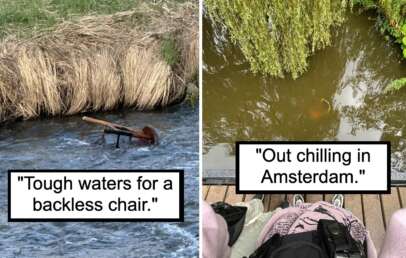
[0,1,198,123]
[0,0,142,38]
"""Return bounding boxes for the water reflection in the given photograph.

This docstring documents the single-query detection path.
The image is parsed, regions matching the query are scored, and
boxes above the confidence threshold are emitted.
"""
[203,12,406,174]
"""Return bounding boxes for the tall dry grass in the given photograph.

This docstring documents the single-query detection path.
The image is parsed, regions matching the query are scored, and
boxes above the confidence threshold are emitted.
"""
[0,2,198,123]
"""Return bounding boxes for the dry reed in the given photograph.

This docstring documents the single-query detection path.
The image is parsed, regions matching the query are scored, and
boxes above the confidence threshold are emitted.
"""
[0,2,198,123]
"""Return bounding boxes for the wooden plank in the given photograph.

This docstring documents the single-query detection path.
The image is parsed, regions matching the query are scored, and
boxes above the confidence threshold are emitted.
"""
[286,194,295,204]
[203,186,210,200]
[205,185,227,203]
[224,186,244,204]
[345,194,364,224]
[324,194,334,204]
[243,194,256,202]
[398,187,406,208]
[305,194,323,203]
[268,194,285,211]
[362,194,385,252]
[381,187,401,229]
[263,195,272,211]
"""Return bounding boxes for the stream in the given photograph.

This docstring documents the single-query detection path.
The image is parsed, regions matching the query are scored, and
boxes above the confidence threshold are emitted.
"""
[0,103,198,258]
[203,12,406,180]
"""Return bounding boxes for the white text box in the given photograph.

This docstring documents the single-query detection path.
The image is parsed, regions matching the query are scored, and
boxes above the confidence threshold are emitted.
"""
[237,142,389,192]
[9,170,183,221]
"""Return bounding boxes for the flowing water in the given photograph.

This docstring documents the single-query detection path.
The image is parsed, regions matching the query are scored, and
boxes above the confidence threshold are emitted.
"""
[0,103,198,258]
[203,12,406,179]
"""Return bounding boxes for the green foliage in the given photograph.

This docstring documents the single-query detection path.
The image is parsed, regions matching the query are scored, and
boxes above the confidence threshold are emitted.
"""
[385,77,406,92]
[50,0,138,18]
[376,0,406,59]
[353,0,377,9]
[0,0,139,38]
[160,36,180,67]
[185,83,199,107]
[377,0,406,25]
[0,0,55,37]
[355,1,406,94]
[356,0,406,59]
[205,0,351,79]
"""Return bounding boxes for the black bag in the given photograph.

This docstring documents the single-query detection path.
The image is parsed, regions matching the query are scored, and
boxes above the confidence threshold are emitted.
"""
[248,231,328,258]
[211,202,247,246]
[317,219,366,258]
[248,220,366,258]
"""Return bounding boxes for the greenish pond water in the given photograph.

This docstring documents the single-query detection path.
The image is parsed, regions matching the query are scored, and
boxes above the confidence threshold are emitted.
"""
[203,12,406,178]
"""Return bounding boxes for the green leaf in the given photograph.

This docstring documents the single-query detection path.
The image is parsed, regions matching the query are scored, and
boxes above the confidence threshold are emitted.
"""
[402,24,406,34]
[205,0,350,78]
[385,78,406,93]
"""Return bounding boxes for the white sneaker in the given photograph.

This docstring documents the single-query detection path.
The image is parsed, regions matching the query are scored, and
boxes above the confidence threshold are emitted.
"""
[293,194,305,206]
[332,194,344,208]
[253,194,265,201]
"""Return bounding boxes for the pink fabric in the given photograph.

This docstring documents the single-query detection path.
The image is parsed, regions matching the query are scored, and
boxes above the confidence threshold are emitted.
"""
[379,209,406,258]
[202,201,231,258]
[257,201,377,258]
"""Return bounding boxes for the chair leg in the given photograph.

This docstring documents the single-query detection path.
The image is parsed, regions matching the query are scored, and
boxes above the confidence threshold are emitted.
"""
[115,135,121,148]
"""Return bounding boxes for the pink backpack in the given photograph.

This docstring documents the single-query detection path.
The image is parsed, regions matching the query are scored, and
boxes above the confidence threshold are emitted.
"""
[257,201,377,258]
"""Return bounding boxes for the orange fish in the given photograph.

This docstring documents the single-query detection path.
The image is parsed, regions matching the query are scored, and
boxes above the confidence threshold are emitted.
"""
[307,98,331,120]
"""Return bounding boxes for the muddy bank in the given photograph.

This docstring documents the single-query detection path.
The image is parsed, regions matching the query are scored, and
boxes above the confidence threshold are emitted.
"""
[0,3,198,123]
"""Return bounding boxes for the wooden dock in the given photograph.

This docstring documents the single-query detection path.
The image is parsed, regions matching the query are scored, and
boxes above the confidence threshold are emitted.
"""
[203,185,406,253]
